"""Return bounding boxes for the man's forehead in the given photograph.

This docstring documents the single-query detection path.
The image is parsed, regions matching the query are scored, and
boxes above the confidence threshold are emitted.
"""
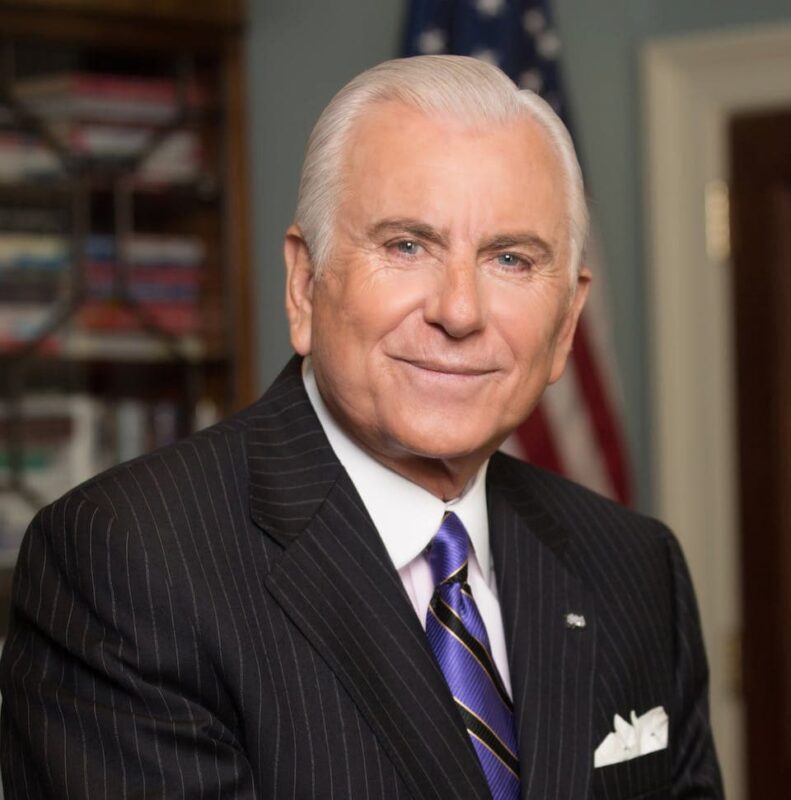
[337,101,567,232]
[350,98,491,135]
[338,102,566,224]
[344,99,557,164]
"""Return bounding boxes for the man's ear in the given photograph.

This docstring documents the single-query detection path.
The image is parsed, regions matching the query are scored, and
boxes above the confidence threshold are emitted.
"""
[283,224,315,355]
[548,265,592,385]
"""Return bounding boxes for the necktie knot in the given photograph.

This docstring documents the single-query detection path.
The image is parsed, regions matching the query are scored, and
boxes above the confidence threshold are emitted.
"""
[428,512,469,587]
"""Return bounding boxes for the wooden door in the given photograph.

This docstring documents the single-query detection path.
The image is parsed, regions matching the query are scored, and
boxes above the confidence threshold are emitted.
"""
[729,108,791,799]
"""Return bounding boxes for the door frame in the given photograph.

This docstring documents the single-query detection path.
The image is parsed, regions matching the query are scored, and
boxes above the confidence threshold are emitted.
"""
[642,22,791,800]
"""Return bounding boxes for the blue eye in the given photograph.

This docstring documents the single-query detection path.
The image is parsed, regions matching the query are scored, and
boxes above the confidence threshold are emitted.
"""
[396,240,420,255]
[497,253,523,268]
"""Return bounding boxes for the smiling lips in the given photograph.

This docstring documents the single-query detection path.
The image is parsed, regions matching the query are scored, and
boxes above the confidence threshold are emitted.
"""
[396,357,497,377]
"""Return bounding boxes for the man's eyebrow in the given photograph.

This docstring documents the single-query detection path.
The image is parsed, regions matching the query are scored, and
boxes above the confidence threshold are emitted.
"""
[367,218,448,247]
[480,233,554,262]
[367,221,554,261]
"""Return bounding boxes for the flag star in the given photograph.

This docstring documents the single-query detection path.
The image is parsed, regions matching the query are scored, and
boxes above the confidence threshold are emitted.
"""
[471,49,499,66]
[475,0,506,16]
[416,28,447,55]
[522,8,545,34]
[518,69,543,93]
[537,29,562,59]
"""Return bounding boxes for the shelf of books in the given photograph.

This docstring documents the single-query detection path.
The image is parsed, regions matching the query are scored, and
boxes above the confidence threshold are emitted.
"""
[0,1,253,625]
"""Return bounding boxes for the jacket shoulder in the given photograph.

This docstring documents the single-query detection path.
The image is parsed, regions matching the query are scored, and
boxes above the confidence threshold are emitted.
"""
[58,398,260,530]
[489,450,673,550]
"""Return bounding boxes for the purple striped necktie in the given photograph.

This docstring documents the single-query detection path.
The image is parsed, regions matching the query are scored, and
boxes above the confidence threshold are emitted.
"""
[426,512,521,799]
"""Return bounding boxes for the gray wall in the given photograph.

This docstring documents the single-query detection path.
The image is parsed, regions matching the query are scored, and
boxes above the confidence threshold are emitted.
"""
[246,0,405,393]
[246,0,791,512]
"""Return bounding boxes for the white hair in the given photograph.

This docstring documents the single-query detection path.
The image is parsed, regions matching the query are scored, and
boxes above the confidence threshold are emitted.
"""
[294,55,588,279]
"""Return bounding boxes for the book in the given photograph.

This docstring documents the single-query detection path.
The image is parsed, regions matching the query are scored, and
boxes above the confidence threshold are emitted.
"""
[0,132,63,181]
[0,206,69,234]
[85,262,202,287]
[76,301,200,335]
[74,233,206,339]
[86,284,199,303]
[0,333,62,356]
[61,329,203,360]
[50,122,152,158]
[13,72,208,125]
[48,124,203,182]
[86,234,205,266]
[0,274,63,303]
[0,395,101,561]
[14,72,208,106]
[0,233,69,270]
[115,399,147,463]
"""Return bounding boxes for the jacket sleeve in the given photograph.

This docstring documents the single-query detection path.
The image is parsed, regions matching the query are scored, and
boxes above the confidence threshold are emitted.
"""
[0,490,256,799]
[665,531,725,799]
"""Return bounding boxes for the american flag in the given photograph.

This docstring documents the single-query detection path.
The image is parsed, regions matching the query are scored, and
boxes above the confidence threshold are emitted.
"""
[403,0,632,505]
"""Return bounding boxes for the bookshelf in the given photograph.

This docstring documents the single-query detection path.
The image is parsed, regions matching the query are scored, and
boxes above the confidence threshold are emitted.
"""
[0,0,254,633]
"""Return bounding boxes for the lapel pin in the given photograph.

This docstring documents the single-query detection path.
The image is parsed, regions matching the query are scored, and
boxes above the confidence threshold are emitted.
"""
[565,612,587,630]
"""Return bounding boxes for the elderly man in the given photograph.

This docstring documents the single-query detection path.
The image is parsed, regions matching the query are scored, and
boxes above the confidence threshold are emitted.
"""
[1,56,722,798]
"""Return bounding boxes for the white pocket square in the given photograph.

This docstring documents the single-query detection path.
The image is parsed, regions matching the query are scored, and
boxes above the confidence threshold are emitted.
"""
[594,706,669,768]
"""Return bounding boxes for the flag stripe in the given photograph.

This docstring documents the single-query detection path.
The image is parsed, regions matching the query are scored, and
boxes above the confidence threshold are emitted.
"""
[514,401,565,475]
[569,319,632,504]
[542,362,615,500]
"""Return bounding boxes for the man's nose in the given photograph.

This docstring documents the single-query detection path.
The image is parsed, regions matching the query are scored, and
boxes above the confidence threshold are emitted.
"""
[423,259,486,338]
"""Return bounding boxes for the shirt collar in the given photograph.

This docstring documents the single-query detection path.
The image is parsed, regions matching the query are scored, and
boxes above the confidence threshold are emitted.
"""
[302,357,491,579]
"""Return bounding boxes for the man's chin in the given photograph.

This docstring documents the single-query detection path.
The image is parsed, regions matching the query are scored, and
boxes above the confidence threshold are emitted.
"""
[386,422,501,465]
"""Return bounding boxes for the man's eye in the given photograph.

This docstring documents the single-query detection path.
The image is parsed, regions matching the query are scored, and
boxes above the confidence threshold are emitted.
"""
[392,240,421,256]
[496,253,526,269]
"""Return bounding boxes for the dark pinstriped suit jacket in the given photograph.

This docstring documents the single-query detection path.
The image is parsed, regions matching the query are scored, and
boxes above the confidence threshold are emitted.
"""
[0,357,722,799]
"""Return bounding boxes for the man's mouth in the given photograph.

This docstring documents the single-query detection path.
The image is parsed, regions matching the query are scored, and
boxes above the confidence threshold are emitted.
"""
[394,357,496,377]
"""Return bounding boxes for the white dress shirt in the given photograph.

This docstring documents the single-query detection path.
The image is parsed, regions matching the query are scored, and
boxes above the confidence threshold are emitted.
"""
[303,358,512,697]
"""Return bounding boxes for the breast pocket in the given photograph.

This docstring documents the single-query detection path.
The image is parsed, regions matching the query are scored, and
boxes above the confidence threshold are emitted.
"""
[592,749,670,799]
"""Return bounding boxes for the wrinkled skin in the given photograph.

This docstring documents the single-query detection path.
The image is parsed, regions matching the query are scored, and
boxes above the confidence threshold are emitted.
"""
[285,101,590,499]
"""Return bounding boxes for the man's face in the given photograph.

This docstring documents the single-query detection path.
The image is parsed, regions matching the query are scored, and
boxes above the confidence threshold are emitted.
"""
[286,101,589,473]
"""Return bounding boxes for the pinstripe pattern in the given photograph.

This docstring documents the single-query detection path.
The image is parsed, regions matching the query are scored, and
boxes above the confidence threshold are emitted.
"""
[0,356,722,798]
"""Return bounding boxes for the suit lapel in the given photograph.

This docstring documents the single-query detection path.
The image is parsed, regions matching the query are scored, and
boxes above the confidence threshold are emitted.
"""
[248,358,491,799]
[488,454,597,800]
